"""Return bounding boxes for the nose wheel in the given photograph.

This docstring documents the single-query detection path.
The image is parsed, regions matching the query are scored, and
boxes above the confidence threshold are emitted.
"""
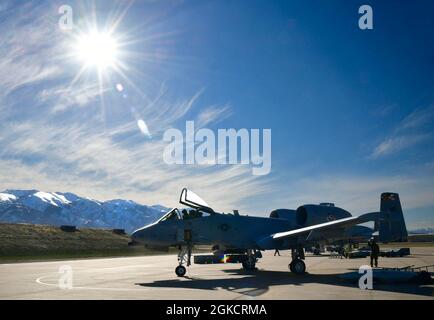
[175,265,187,277]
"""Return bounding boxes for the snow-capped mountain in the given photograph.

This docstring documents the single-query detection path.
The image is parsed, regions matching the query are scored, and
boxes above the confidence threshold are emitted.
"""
[0,190,168,233]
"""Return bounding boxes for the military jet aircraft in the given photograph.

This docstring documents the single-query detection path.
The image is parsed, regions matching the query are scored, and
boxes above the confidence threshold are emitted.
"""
[131,189,407,277]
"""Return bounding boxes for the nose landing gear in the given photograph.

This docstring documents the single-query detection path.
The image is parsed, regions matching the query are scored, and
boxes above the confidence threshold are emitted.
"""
[175,245,192,277]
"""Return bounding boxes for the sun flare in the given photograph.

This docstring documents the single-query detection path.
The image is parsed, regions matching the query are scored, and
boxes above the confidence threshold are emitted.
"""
[75,31,118,70]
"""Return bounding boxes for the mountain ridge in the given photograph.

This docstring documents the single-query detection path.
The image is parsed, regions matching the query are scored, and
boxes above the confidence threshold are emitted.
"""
[0,189,168,233]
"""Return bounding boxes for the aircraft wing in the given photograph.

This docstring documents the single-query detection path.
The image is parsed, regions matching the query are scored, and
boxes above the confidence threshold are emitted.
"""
[272,211,381,240]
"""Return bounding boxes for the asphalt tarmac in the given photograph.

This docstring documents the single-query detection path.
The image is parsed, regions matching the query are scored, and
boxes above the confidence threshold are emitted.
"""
[0,247,433,299]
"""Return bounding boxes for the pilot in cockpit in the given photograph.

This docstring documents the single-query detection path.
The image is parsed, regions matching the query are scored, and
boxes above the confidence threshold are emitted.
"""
[181,209,189,220]
[189,209,203,219]
[181,209,203,220]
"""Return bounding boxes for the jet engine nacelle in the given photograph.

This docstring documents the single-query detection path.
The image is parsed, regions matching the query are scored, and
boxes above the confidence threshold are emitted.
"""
[269,209,297,220]
[296,204,351,226]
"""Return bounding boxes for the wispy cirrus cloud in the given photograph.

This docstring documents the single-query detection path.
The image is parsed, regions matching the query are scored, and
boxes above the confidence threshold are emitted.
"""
[399,105,434,131]
[0,3,65,98]
[38,83,109,113]
[370,105,434,159]
[371,134,430,158]
[196,104,232,128]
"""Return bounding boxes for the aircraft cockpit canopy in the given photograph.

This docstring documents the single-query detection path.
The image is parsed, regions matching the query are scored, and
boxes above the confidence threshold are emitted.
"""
[179,188,215,214]
[157,189,216,223]
[158,208,181,222]
[157,206,214,223]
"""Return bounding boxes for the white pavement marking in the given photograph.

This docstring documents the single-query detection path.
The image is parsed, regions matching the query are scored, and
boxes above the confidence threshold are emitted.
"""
[36,275,150,292]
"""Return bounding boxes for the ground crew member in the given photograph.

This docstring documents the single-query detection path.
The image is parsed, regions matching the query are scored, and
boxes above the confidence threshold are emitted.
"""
[274,249,280,256]
[368,237,380,267]
[343,243,352,258]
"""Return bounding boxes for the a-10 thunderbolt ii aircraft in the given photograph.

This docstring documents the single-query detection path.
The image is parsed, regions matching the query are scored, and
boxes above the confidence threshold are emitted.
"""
[131,188,407,277]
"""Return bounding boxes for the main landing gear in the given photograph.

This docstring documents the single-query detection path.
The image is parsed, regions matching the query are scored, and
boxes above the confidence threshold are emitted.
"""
[175,245,192,277]
[289,246,306,275]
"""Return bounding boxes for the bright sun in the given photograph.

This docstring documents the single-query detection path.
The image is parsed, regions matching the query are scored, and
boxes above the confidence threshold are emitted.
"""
[75,31,118,70]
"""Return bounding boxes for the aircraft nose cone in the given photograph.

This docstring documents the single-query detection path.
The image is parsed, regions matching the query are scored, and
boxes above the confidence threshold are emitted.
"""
[131,229,141,241]
[131,224,153,243]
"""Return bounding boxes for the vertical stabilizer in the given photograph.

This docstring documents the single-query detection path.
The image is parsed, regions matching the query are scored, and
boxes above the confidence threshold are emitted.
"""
[376,192,408,242]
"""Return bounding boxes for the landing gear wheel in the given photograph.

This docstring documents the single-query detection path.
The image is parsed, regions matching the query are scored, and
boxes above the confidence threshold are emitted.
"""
[242,260,256,271]
[289,259,306,274]
[175,265,187,277]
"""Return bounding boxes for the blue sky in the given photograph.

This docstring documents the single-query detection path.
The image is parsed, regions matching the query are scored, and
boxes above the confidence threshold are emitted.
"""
[0,0,433,229]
